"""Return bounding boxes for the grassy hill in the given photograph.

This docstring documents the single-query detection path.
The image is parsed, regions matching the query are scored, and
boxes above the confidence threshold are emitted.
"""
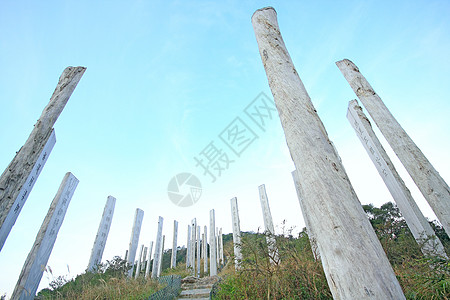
[37,202,450,299]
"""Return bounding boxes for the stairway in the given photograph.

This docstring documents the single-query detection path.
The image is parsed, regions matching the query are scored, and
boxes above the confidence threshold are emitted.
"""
[177,276,219,299]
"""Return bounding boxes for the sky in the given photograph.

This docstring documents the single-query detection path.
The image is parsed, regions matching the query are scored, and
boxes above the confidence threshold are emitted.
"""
[0,0,449,297]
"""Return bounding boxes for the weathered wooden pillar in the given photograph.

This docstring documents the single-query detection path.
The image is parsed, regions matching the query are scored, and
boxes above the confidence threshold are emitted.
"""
[209,209,217,276]
[144,241,153,278]
[124,250,128,261]
[215,227,220,266]
[127,208,144,277]
[337,59,450,236]
[348,100,447,257]
[11,172,78,300]
[1,130,56,252]
[151,216,163,278]
[157,235,165,277]
[190,218,197,274]
[258,184,279,263]
[87,196,116,272]
[186,225,191,268]
[291,170,320,260]
[201,233,205,260]
[196,226,201,277]
[218,228,224,265]
[203,225,208,274]
[142,247,148,274]
[171,220,178,268]
[252,7,405,299]
[230,197,242,270]
[134,244,145,278]
[0,67,85,252]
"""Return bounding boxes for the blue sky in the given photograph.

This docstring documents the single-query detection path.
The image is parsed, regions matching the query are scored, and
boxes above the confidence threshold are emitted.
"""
[0,0,449,297]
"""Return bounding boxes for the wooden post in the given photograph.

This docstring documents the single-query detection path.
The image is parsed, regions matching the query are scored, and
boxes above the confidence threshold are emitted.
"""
[215,227,220,266]
[11,172,78,300]
[87,196,116,272]
[142,247,148,275]
[186,225,191,268]
[337,59,450,235]
[0,130,56,252]
[209,210,217,276]
[127,208,144,277]
[203,225,208,274]
[291,170,320,260]
[171,220,178,268]
[157,235,165,277]
[196,226,201,277]
[134,244,144,279]
[201,233,205,260]
[258,184,279,263]
[252,7,405,299]
[219,228,224,265]
[348,100,447,257]
[190,218,197,275]
[144,241,153,278]
[0,67,85,252]
[151,216,163,278]
[230,197,242,270]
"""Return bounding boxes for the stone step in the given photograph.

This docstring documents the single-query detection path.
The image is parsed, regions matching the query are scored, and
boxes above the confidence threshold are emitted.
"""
[178,288,211,298]
[181,284,214,290]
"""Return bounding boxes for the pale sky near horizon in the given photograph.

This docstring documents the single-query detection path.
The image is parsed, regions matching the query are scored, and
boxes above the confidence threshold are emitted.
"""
[0,0,449,297]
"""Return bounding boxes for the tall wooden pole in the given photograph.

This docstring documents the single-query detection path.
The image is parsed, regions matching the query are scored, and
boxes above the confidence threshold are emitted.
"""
[157,235,165,277]
[134,244,144,279]
[258,184,279,263]
[218,228,224,265]
[291,170,320,260]
[209,210,217,276]
[252,7,405,299]
[0,66,85,251]
[87,196,116,272]
[127,208,144,277]
[11,172,78,300]
[186,225,191,268]
[196,226,201,277]
[0,130,56,251]
[203,225,208,274]
[230,197,242,270]
[171,220,178,268]
[190,218,197,275]
[348,100,447,258]
[144,241,153,278]
[337,59,450,235]
[151,216,163,278]
[141,247,148,275]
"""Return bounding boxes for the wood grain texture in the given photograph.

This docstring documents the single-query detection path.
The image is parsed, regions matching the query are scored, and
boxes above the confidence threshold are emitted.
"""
[230,197,242,270]
[0,67,85,251]
[348,100,447,258]
[151,216,164,278]
[127,208,144,277]
[11,172,78,300]
[252,7,405,299]
[337,59,450,236]
[87,196,116,272]
[209,209,217,276]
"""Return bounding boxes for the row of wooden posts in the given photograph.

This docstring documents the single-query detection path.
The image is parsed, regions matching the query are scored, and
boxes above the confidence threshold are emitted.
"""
[251,7,449,300]
[0,6,449,300]
[119,208,226,280]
